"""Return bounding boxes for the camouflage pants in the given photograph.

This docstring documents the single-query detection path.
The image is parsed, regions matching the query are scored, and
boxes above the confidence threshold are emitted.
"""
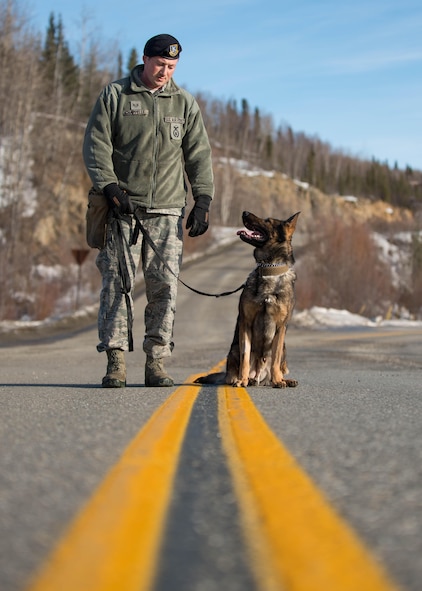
[96,210,183,358]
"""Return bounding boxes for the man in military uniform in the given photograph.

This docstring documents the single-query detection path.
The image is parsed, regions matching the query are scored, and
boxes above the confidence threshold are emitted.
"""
[83,34,214,387]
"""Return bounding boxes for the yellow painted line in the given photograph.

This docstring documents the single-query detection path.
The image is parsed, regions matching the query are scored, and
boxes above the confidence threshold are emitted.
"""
[25,378,203,591]
[218,385,401,591]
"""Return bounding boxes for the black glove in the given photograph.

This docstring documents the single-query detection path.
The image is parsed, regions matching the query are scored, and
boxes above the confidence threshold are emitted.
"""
[186,195,211,237]
[103,183,134,215]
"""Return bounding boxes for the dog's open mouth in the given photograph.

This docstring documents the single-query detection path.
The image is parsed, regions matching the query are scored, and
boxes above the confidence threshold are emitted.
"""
[237,212,269,246]
[237,228,266,242]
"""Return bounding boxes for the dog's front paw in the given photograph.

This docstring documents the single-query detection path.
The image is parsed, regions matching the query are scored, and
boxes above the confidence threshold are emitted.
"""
[273,379,288,388]
[231,378,249,387]
[272,378,298,388]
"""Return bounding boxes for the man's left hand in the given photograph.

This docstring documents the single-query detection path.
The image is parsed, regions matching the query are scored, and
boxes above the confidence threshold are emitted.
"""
[186,195,211,237]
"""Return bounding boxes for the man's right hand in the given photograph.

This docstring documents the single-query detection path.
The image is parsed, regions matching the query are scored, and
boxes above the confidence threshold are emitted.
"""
[103,183,134,215]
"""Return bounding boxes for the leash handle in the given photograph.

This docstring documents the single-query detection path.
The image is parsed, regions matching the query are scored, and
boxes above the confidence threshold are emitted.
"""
[133,211,245,298]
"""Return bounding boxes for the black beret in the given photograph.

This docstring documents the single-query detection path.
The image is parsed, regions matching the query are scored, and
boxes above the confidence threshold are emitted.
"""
[144,34,182,59]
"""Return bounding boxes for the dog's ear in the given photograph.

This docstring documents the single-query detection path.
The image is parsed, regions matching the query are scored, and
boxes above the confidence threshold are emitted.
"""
[284,211,300,236]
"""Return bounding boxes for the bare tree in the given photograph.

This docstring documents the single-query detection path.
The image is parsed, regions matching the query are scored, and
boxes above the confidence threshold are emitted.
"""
[0,0,44,317]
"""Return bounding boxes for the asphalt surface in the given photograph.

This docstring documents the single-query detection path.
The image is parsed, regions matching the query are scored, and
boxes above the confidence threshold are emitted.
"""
[0,239,421,591]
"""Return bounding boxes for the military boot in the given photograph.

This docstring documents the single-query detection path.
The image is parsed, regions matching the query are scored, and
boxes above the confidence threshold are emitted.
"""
[145,356,174,387]
[102,349,126,388]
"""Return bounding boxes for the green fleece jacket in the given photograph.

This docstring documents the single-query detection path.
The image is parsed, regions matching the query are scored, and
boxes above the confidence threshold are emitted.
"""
[82,65,214,209]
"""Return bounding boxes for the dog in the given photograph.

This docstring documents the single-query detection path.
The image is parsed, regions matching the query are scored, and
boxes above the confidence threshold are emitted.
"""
[196,210,300,388]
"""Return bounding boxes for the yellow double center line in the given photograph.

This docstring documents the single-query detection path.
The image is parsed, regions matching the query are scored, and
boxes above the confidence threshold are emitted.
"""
[218,385,399,591]
[26,374,400,591]
[26,380,202,591]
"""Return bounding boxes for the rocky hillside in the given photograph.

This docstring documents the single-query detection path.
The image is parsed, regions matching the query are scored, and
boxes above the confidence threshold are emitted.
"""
[2,154,420,323]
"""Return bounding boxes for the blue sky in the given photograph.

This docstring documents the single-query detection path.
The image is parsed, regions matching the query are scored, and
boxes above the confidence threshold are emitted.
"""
[28,0,422,171]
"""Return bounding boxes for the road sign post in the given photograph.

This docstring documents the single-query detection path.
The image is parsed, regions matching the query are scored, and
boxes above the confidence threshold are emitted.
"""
[71,249,90,310]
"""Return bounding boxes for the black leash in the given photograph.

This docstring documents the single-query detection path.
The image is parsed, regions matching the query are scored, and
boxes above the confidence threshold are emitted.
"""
[133,210,245,298]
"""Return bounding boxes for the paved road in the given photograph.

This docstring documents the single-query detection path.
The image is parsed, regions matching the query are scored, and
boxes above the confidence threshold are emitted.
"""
[1,240,421,591]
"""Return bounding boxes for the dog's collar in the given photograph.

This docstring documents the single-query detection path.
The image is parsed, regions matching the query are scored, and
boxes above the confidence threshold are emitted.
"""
[257,262,291,276]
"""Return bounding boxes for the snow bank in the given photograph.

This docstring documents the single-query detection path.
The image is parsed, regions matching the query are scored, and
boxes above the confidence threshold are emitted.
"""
[293,306,422,329]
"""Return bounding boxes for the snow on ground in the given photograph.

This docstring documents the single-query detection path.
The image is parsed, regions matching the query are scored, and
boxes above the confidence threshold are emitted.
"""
[292,306,422,329]
[372,231,411,288]
[217,157,275,178]
[0,304,99,338]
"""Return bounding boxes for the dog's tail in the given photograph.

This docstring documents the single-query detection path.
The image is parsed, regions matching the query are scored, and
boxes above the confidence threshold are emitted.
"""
[194,372,226,385]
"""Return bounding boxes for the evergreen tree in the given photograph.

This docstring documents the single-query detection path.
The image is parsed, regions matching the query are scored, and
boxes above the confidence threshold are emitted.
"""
[117,51,123,78]
[127,48,138,73]
[41,13,78,100]
[264,134,273,167]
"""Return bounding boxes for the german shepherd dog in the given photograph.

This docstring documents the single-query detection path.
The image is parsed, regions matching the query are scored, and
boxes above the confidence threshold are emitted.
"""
[196,210,300,388]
